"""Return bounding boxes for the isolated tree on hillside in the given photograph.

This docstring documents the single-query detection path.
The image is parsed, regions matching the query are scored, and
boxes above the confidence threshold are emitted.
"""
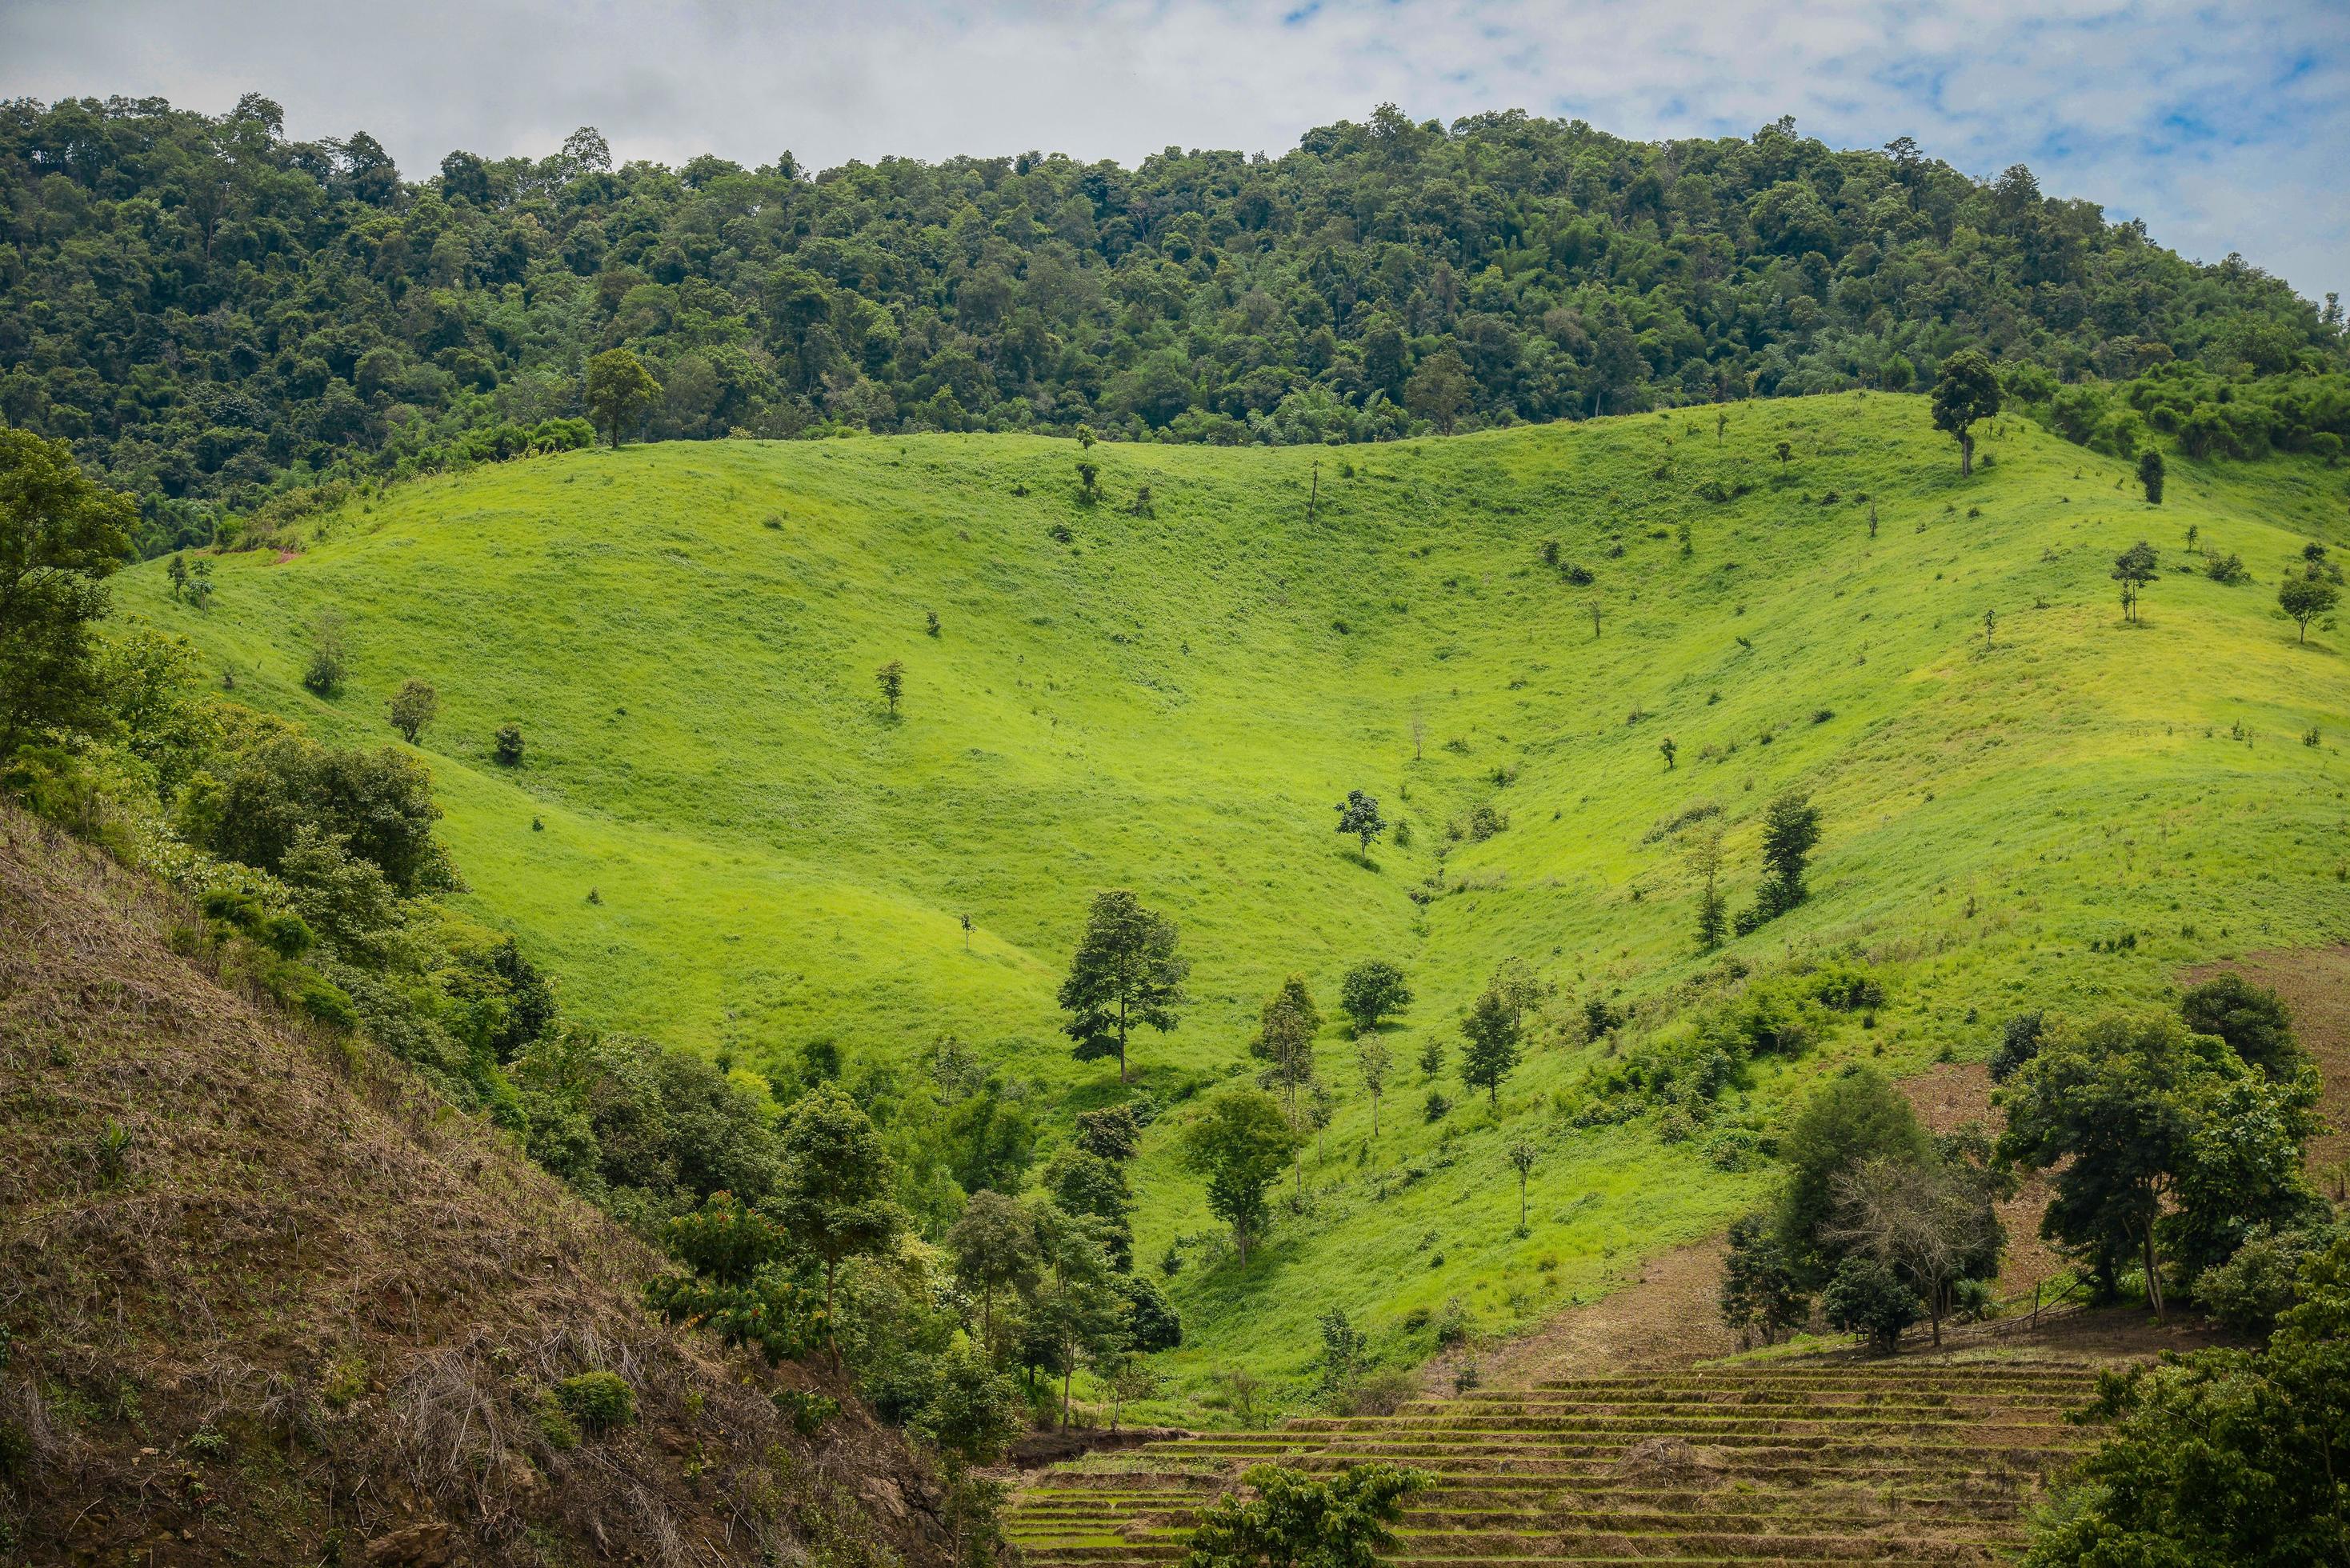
[493,723,524,766]
[1179,1087,1300,1265]
[1340,959,1413,1035]
[302,609,349,698]
[1059,890,1190,1083]
[2112,541,2159,624]
[1251,974,1322,1195]
[1459,989,1523,1108]
[1508,1140,1537,1234]
[875,658,905,715]
[585,347,661,448]
[769,1085,903,1363]
[387,678,438,744]
[1335,789,1387,850]
[184,556,215,610]
[0,428,134,754]
[1930,349,2002,476]
[1760,791,1820,897]
[1486,956,1547,1031]
[1740,790,1820,931]
[1689,827,1728,951]
[2280,574,2337,644]
[2138,448,2165,504]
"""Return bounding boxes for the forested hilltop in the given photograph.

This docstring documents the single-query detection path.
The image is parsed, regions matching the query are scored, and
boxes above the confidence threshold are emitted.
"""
[5,93,2345,554]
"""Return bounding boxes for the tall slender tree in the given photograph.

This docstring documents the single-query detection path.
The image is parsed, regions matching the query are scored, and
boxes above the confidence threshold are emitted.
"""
[1059,890,1190,1083]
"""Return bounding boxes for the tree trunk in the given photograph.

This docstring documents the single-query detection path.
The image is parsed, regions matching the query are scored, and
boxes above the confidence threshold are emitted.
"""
[2142,1219,2165,1322]
[1960,431,1973,477]
[1062,1362,1073,1429]
[824,1260,839,1370]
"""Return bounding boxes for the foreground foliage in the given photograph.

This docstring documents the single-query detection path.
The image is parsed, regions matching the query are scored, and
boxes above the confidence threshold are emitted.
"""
[2024,1237,2350,1568]
[1183,1462,1430,1568]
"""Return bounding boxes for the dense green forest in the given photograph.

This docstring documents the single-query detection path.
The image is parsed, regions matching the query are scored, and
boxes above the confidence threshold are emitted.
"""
[4,94,2345,556]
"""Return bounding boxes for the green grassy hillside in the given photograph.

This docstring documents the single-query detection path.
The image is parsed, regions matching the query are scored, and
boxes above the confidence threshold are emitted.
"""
[118,395,2349,1415]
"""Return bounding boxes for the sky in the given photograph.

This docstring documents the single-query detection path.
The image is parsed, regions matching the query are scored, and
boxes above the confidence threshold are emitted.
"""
[5,0,2346,308]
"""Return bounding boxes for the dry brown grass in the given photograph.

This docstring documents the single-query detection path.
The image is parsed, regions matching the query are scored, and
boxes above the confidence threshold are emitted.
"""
[0,806,947,1567]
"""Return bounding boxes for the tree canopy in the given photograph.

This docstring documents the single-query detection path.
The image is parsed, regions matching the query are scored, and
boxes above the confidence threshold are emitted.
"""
[1179,1087,1300,1265]
[1059,890,1190,1083]
[0,427,136,750]
[4,95,2340,557]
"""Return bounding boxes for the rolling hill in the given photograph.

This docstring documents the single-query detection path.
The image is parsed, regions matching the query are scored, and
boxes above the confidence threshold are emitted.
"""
[114,394,2350,1415]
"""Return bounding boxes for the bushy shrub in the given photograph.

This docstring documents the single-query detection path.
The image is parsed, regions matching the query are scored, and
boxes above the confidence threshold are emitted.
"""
[295,973,359,1029]
[2196,1223,2337,1335]
[1948,1276,2000,1323]
[2180,974,2301,1078]
[532,1390,580,1450]
[1821,1256,1921,1352]
[774,1387,840,1437]
[556,1370,635,1433]
[1432,1296,1472,1347]
[1990,1010,2045,1082]
[1326,1365,1417,1417]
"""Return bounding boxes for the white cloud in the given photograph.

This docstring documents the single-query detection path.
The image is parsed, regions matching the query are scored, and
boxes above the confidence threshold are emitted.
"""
[3,0,2344,302]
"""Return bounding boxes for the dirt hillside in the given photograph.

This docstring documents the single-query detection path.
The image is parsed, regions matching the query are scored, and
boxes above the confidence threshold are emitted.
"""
[0,806,947,1568]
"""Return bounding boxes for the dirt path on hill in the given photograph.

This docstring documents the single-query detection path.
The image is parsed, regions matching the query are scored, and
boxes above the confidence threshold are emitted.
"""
[1423,1236,1739,1390]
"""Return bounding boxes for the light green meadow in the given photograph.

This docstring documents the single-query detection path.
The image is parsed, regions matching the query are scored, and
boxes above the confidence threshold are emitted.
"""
[120,393,2350,1418]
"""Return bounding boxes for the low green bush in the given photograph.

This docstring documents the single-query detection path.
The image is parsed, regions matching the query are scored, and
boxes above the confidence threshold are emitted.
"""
[556,1370,635,1434]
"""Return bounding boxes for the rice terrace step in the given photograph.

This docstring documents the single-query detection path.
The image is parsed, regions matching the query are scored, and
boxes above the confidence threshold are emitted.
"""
[1004,1355,2108,1566]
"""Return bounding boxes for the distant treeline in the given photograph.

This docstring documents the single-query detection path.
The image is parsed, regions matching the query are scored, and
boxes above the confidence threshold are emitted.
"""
[3,94,2344,554]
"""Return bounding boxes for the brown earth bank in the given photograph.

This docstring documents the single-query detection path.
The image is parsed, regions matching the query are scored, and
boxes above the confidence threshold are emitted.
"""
[0,806,950,1568]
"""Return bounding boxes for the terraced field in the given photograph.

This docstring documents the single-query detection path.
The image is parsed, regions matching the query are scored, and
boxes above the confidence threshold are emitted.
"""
[1007,1356,2107,1566]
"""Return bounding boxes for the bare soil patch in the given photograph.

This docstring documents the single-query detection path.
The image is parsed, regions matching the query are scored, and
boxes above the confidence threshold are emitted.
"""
[2186,943,2350,1180]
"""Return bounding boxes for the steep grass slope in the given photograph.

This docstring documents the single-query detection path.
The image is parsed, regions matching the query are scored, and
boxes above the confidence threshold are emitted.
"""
[117,395,2350,1411]
[0,805,946,1566]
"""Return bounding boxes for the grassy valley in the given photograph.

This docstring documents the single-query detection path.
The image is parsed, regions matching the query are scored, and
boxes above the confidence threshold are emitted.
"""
[115,394,2350,1416]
